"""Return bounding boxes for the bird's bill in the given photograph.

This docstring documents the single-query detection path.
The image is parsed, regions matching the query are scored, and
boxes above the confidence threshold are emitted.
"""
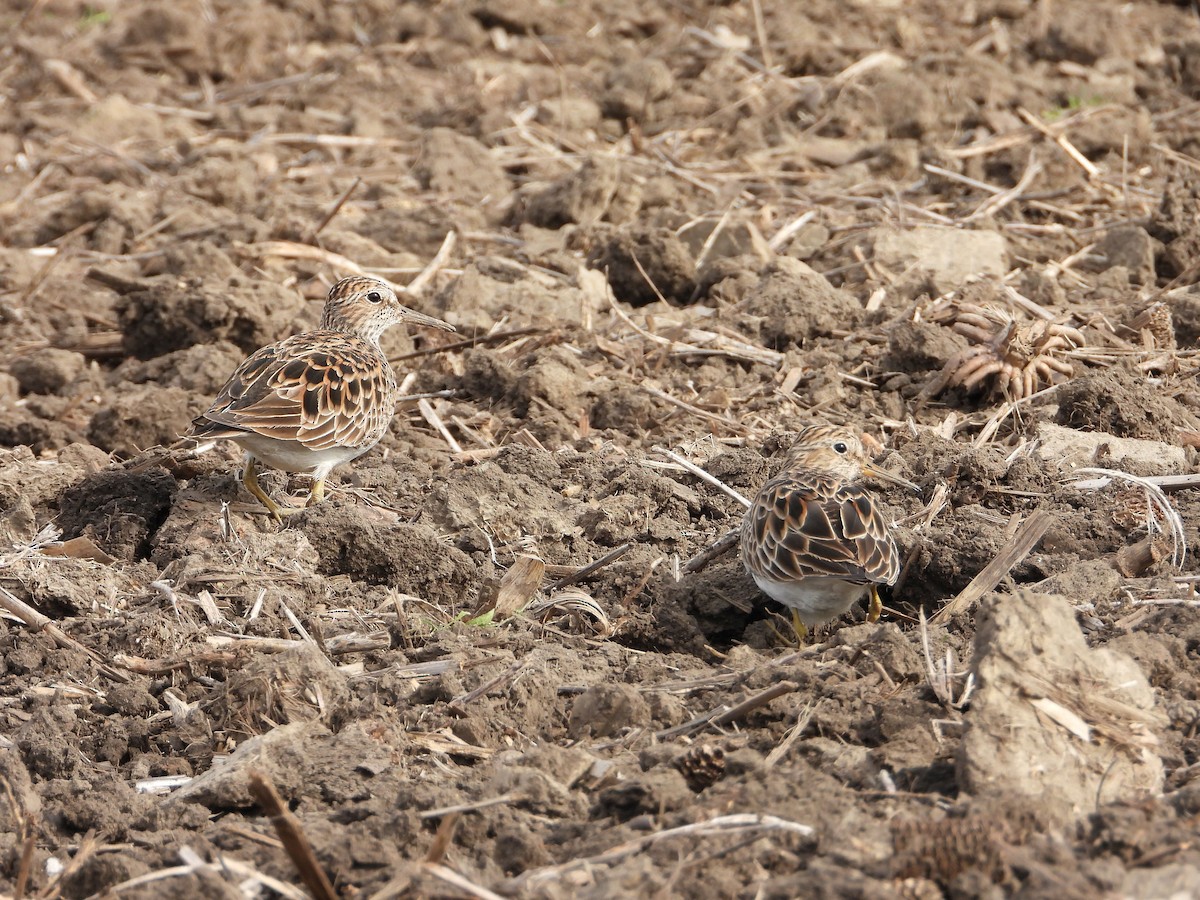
[398,306,456,332]
[861,463,921,494]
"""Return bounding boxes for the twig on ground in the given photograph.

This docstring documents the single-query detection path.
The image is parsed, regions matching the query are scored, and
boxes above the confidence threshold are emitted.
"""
[248,772,338,900]
[643,385,746,431]
[964,152,1043,222]
[768,210,816,251]
[764,702,814,768]
[406,230,457,296]
[933,508,1053,623]
[390,326,544,363]
[683,528,740,574]
[423,863,508,900]
[420,794,520,820]
[656,680,798,739]
[452,658,530,706]
[0,585,131,683]
[653,447,752,508]
[551,543,632,590]
[424,812,460,862]
[308,176,361,240]
[1015,106,1101,179]
[417,398,463,453]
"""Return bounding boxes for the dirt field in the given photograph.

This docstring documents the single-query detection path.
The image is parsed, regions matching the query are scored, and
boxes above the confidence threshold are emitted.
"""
[3,0,1200,897]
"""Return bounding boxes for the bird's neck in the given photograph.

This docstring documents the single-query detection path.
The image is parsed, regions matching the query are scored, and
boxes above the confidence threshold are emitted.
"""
[319,314,388,346]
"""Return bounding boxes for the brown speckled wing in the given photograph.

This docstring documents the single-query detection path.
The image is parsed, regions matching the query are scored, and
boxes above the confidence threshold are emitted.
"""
[741,470,900,586]
[186,332,396,451]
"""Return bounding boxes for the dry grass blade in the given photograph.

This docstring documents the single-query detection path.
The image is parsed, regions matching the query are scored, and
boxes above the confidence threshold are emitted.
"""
[420,794,520,821]
[406,230,457,296]
[1015,106,1101,178]
[239,240,387,284]
[964,152,1043,222]
[248,771,338,900]
[453,659,530,706]
[933,508,1053,623]
[98,852,310,899]
[764,702,815,768]
[918,609,973,709]
[418,398,462,453]
[309,176,361,240]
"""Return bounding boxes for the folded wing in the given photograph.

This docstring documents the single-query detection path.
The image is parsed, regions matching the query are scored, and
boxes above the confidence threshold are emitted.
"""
[744,472,899,586]
[186,333,391,451]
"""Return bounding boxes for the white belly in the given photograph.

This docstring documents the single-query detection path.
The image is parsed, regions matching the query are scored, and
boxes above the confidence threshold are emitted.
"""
[232,433,366,477]
[751,574,868,629]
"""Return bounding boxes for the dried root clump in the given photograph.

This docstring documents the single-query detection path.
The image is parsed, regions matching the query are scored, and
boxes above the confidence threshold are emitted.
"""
[925,304,1085,401]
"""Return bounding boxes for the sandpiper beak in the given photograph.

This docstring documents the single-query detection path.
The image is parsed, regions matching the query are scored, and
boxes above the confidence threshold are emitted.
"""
[398,306,456,332]
[862,463,921,495]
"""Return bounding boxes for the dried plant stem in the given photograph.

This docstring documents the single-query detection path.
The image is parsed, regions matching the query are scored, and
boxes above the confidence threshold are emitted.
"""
[933,508,1053,623]
[656,680,798,739]
[407,230,457,296]
[390,326,543,363]
[551,542,632,590]
[418,398,463,453]
[248,772,338,900]
[309,176,361,239]
[644,386,744,430]
[683,528,740,574]
[0,585,130,683]
[764,702,815,768]
[14,830,34,900]
[965,152,1043,221]
[420,793,520,820]
[1015,106,1100,178]
[653,447,752,508]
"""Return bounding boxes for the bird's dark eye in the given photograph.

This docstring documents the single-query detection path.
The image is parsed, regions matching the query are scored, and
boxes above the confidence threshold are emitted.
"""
[367,291,383,303]
[832,441,849,454]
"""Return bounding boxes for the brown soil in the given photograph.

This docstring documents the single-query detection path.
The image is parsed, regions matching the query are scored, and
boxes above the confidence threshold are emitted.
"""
[3,0,1200,897]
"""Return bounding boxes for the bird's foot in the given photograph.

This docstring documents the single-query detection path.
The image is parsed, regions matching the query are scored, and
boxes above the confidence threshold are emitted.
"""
[867,586,883,624]
[243,457,304,522]
[305,477,326,508]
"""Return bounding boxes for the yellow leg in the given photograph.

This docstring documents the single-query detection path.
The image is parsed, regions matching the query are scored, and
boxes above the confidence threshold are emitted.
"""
[791,608,809,644]
[867,585,883,623]
[306,476,326,508]
[242,457,301,521]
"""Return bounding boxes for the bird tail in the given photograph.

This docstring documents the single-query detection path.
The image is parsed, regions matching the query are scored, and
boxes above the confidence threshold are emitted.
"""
[184,415,247,443]
[121,417,241,473]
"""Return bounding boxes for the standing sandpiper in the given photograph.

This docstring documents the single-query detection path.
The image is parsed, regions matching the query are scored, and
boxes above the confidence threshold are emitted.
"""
[185,275,455,519]
[740,425,916,639]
